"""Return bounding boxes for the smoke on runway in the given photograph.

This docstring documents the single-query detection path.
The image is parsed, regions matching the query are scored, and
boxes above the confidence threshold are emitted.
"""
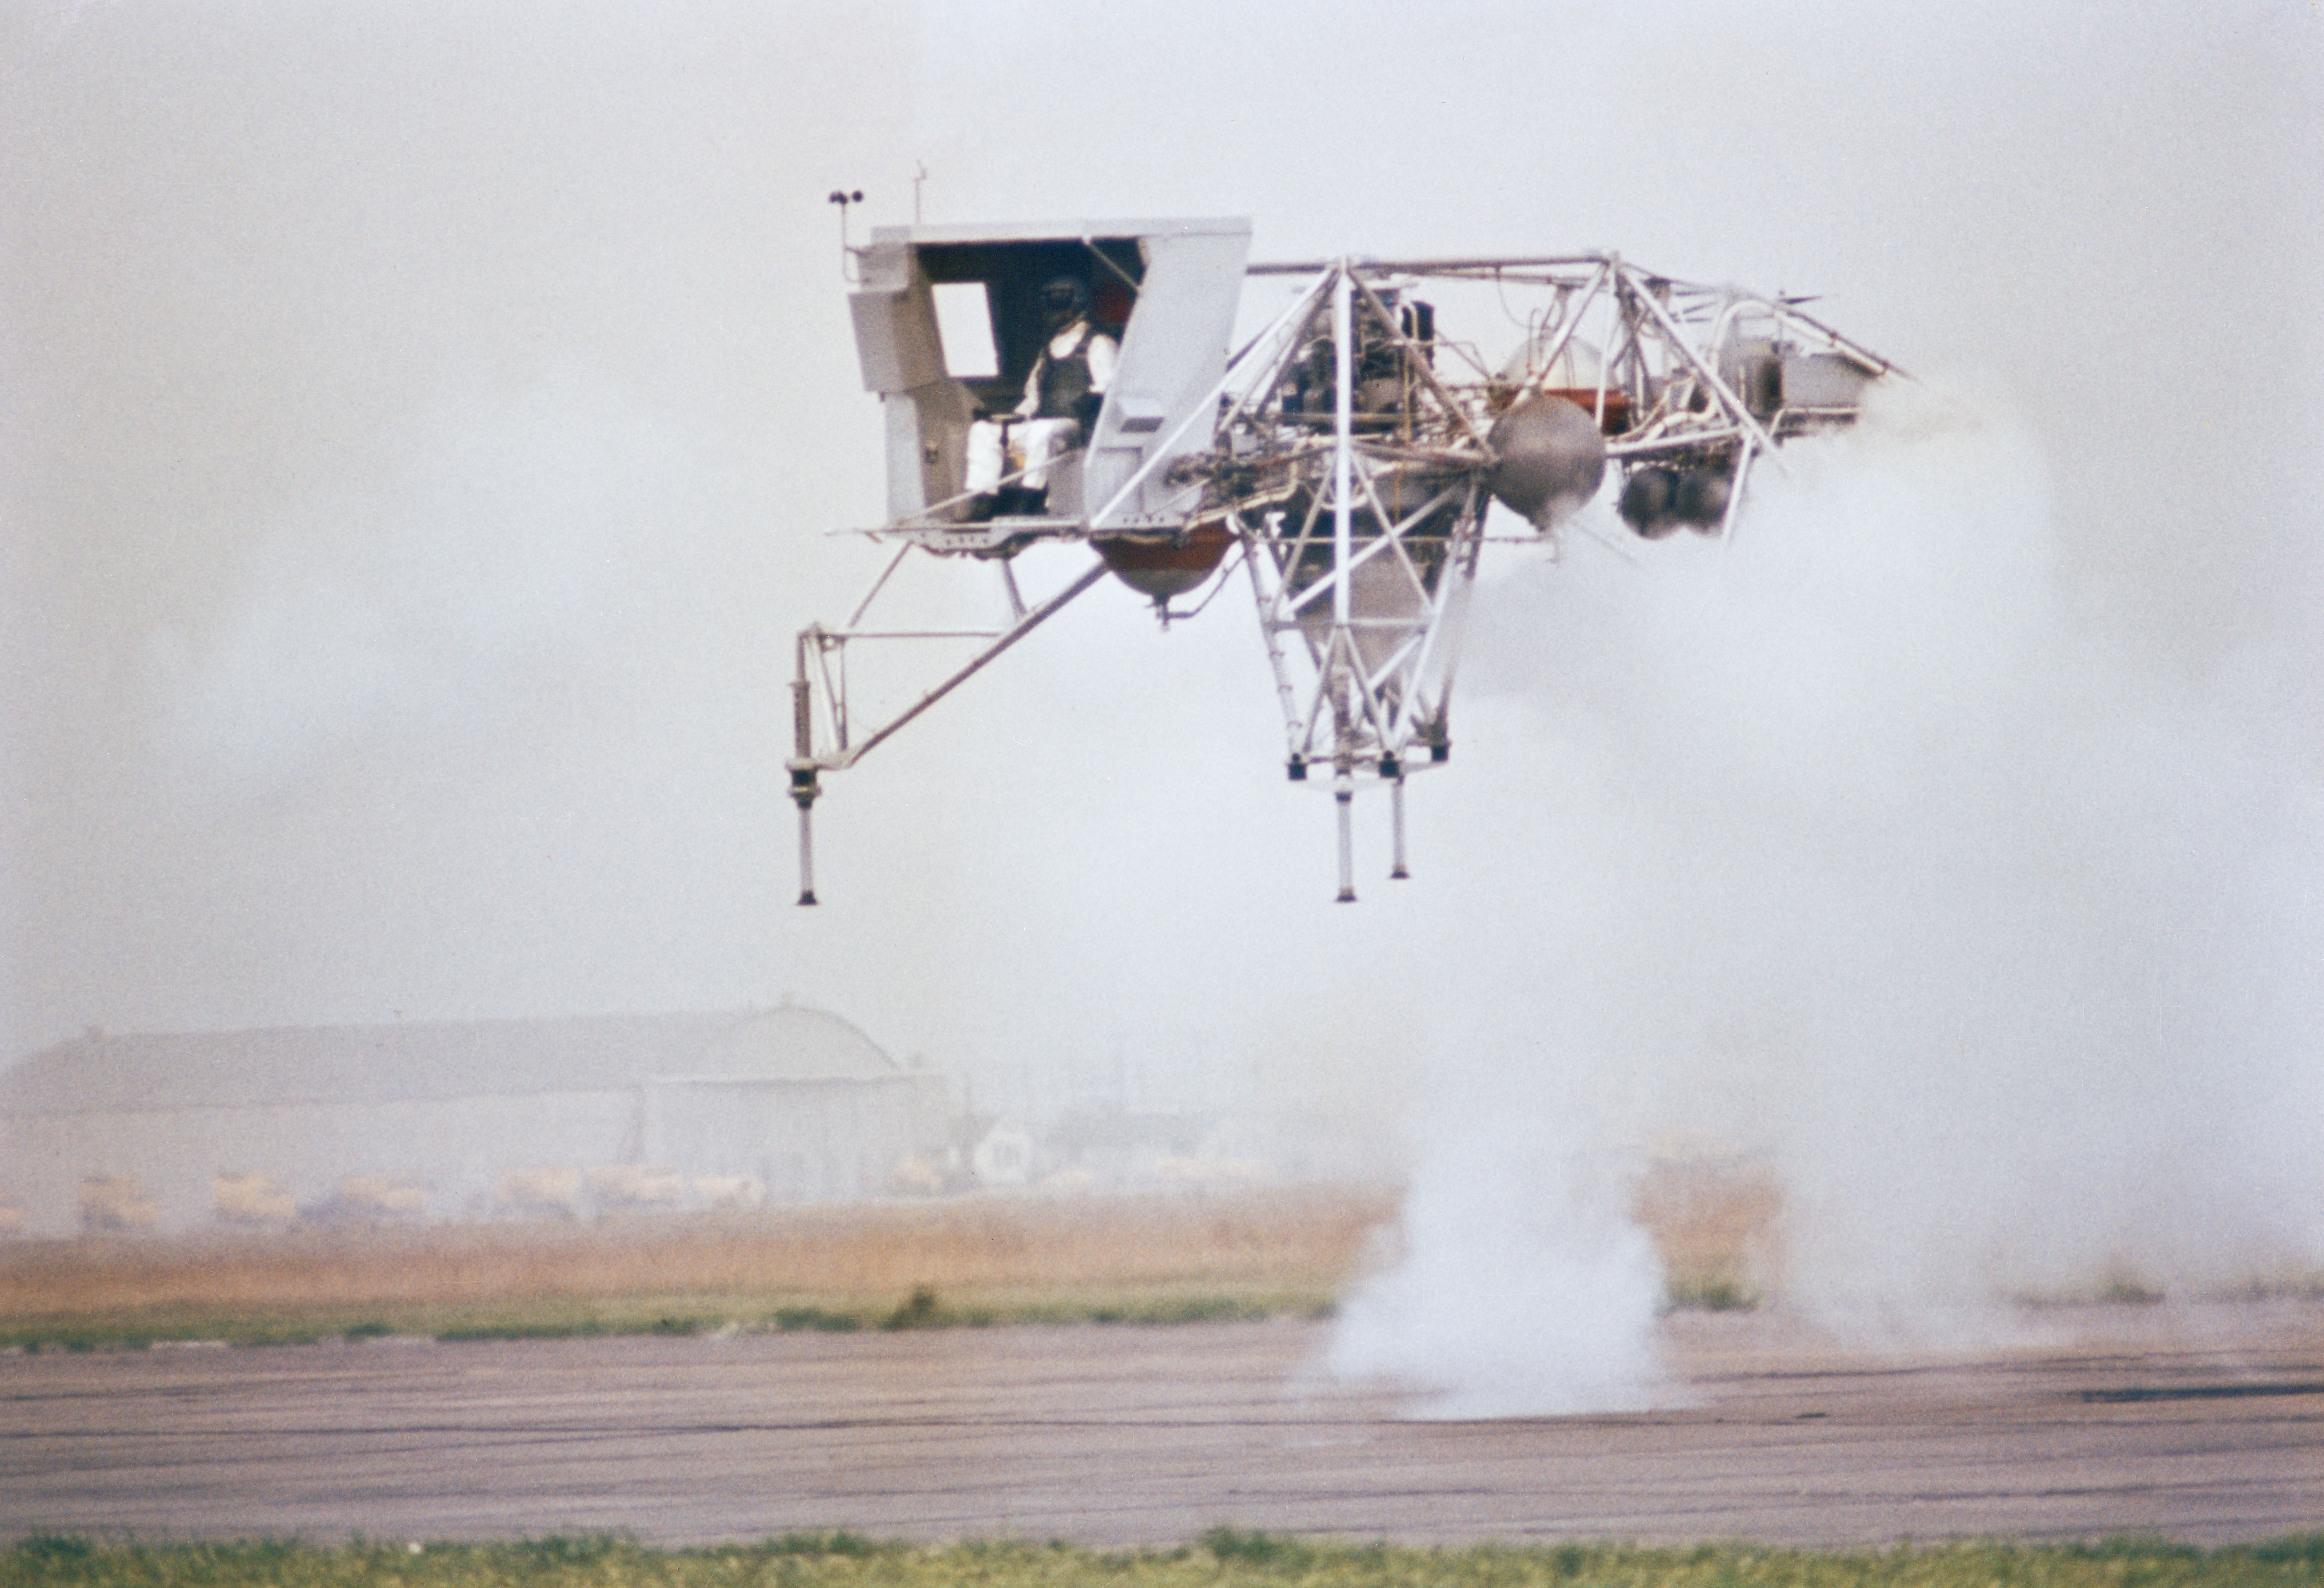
[1327,378,2324,1415]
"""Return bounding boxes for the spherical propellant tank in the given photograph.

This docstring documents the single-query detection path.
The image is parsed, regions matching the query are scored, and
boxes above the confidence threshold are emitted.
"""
[1498,331,1603,390]
[1485,393,1607,530]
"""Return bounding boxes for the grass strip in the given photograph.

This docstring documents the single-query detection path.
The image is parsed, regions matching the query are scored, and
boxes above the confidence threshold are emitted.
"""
[4,1531,2322,1588]
[0,1281,1339,1353]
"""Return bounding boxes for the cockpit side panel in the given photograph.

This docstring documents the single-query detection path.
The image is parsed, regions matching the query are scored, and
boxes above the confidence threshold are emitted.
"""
[1085,225,1251,524]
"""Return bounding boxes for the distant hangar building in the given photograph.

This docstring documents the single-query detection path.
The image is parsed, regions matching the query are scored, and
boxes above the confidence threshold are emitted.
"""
[0,1007,950,1235]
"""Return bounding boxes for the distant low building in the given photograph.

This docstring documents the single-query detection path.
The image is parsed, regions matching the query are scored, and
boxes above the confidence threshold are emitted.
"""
[1045,1105,1218,1184]
[0,1008,949,1235]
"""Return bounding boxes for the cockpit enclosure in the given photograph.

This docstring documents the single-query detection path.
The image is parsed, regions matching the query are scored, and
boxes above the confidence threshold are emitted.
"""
[847,218,1251,532]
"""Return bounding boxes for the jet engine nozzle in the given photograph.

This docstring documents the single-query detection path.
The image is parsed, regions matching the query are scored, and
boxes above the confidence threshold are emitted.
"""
[1620,465,1734,539]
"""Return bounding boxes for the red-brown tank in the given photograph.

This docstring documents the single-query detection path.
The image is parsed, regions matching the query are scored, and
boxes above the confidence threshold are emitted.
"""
[1098,522,1234,600]
[1538,386,1632,434]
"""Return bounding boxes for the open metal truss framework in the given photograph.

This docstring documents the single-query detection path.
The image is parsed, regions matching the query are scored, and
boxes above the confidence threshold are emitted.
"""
[789,253,1897,903]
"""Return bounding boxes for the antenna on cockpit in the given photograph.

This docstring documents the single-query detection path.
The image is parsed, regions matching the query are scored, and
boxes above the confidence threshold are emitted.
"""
[827,189,865,280]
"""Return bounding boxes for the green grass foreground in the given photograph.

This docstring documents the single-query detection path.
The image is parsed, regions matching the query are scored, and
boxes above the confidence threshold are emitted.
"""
[5,1533,2324,1588]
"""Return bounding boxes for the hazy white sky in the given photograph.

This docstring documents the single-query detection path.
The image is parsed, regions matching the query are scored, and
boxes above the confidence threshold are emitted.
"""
[3,0,2319,1129]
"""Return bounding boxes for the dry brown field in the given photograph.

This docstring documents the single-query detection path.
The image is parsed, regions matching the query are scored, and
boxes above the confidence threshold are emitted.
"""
[0,1164,1784,1339]
[0,1187,1392,1322]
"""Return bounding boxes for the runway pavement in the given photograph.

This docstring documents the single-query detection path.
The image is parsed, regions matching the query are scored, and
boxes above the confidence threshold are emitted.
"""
[3,1302,2318,1547]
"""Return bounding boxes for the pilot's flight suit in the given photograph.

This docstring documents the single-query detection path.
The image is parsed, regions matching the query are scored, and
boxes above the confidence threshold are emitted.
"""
[965,318,1119,505]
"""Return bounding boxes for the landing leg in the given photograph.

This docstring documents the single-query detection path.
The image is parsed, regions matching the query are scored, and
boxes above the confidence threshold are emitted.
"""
[1334,769,1356,903]
[793,789,818,907]
[789,668,820,907]
[1390,773,1409,880]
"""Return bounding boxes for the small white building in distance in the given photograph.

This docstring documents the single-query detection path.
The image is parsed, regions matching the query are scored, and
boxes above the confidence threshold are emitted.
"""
[0,1007,950,1235]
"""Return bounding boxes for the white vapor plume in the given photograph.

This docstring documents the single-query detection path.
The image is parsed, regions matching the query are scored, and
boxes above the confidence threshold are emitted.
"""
[1327,1110,1676,1418]
[1329,377,2324,1413]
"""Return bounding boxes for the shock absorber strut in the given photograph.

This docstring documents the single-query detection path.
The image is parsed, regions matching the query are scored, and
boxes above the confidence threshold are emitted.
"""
[789,672,819,907]
[1334,766,1356,903]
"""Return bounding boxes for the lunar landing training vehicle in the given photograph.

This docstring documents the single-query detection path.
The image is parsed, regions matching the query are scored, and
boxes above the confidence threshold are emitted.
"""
[789,217,1897,901]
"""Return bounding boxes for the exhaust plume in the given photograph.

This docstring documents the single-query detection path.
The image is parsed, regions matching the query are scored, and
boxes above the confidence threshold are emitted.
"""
[1329,377,2324,1413]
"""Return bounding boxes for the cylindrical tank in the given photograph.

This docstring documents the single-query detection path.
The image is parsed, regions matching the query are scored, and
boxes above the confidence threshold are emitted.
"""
[1486,394,1607,530]
[1495,334,1631,433]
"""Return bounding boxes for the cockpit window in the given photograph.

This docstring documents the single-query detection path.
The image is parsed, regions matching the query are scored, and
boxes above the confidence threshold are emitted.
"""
[931,281,999,378]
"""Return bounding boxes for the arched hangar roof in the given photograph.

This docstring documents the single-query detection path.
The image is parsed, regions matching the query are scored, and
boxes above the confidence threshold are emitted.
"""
[0,1007,906,1118]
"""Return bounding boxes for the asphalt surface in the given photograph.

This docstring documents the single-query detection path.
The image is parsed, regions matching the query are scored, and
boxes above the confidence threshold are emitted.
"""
[3,1302,2319,1547]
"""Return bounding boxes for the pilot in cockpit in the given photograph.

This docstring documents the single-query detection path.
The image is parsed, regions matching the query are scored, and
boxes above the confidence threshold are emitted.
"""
[964,274,1118,519]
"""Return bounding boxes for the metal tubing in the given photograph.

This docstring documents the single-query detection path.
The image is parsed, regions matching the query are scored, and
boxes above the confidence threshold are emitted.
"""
[1240,518,1308,759]
[1771,303,1904,379]
[830,560,1110,770]
[1091,276,1334,530]
[844,542,913,629]
[1332,267,1353,631]
[1247,253,1613,276]
[1348,274,1492,453]
[890,448,1085,530]
[1718,440,1757,543]
[1390,775,1409,879]
[1281,491,1444,618]
[1079,234,1144,295]
[795,798,817,907]
[837,629,1017,641]
[790,661,819,905]
[1615,264,1781,460]
[1216,272,1340,430]
[791,671,814,762]
[1607,425,1745,458]
[1504,260,1611,407]
[1334,769,1356,903]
